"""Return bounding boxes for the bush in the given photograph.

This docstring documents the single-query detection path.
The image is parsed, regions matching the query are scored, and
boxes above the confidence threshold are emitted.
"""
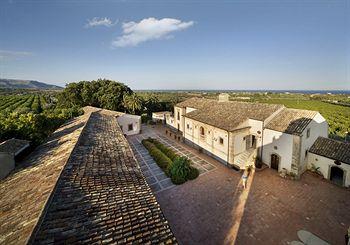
[148,138,177,160]
[142,139,199,184]
[188,167,199,180]
[169,157,198,185]
[142,139,173,175]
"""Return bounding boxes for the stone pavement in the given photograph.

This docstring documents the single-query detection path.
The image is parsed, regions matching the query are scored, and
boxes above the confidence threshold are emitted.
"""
[157,165,350,245]
[145,126,350,245]
[127,126,216,193]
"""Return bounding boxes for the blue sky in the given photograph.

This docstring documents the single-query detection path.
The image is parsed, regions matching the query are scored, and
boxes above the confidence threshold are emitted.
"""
[0,0,348,90]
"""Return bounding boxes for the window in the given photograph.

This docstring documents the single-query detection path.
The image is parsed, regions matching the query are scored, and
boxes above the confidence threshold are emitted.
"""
[305,150,308,157]
[219,137,224,144]
[187,124,190,129]
[177,111,180,120]
[200,126,205,136]
[128,123,133,131]
[306,128,311,138]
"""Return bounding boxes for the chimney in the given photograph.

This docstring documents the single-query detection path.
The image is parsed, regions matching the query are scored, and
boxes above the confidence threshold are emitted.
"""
[218,93,229,102]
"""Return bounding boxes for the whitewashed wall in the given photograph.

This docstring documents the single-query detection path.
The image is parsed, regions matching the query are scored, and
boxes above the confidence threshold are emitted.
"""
[117,114,141,136]
[186,107,197,113]
[308,153,350,187]
[299,113,328,173]
[165,114,175,128]
[233,132,246,155]
[262,129,294,172]
[247,119,264,155]
[184,117,229,162]
[174,106,186,132]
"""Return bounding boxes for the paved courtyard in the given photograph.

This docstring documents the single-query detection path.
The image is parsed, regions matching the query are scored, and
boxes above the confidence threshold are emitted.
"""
[129,125,350,245]
[127,127,216,193]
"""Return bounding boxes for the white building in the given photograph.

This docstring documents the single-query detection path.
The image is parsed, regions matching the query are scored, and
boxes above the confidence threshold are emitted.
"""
[116,114,141,136]
[152,111,172,124]
[308,137,350,187]
[166,95,330,179]
[0,139,30,180]
[83,106,141,136]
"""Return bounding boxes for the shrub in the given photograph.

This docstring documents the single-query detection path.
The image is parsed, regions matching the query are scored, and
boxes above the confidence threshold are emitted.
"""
[187,167,199,180]
[169,157,198,185]
[142,139,173,175]
[148,138,177,160]
[142,139,199,184]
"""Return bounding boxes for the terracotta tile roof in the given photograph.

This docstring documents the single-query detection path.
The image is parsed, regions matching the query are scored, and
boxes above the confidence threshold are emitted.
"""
[0,110,93,245]
[0,108,175,244]
[309,137,350,165]
[0,138,30,156]
[266,108,318,135]
[177,98,284,131]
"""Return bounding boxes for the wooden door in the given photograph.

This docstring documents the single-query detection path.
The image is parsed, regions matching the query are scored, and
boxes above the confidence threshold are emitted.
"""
[271,154,279,170]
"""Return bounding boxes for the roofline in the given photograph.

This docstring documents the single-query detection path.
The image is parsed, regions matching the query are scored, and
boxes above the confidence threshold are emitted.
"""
[309,136,350,165]
[308,150,350,166]
[175,97,287,109]
[264,109,320,136]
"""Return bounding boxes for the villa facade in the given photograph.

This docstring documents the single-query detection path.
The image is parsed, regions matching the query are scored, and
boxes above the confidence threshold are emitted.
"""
[165,94,337,181]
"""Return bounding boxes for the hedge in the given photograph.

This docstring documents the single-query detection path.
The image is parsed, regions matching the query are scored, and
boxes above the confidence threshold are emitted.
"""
[148,138,178,160]
[142,139,173,176]
[142,138,200,185]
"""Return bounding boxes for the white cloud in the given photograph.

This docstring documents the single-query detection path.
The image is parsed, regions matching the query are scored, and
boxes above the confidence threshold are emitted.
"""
[112,17,194,47]
[85,17,117,28]
[0,50,33,60]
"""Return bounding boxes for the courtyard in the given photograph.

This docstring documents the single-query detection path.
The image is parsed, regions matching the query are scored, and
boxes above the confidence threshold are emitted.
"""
[127,125,350,245]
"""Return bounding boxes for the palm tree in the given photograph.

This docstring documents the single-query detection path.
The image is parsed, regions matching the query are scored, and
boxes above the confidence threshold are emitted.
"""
[123,94,142,114]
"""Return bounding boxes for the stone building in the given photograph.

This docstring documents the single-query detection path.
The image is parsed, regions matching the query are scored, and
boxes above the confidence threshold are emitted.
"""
[166,94,329,179]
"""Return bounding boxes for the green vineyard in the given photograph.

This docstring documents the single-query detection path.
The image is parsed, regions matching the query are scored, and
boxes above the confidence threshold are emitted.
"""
[0,93,82,145]
[0,94,52,114]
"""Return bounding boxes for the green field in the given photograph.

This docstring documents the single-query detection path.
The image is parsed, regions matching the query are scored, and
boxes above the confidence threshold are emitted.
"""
[0,92,81,145]
[137,91,350,140]
[0,94,52,114]
[1,90,348,143]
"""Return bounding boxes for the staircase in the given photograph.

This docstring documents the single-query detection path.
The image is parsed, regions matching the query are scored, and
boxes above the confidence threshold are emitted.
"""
[233,148,257,170]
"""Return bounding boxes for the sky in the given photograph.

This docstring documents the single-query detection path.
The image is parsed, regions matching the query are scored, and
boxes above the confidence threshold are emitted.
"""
[0,0,349,90]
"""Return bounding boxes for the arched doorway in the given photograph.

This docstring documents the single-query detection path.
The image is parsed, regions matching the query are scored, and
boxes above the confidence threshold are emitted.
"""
[271,154,280,171]
[330,166,344,186]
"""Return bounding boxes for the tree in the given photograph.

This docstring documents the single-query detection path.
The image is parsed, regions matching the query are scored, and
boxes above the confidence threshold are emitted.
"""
[56,79,133,111]
[123,93,143,114]
[144,95,160,116]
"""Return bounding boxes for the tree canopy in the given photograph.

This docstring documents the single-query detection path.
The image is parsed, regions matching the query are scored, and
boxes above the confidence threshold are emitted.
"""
[57,79,134,112]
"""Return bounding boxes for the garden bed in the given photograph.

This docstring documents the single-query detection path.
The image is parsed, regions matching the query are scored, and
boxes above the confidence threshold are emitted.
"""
[142,138,199,184]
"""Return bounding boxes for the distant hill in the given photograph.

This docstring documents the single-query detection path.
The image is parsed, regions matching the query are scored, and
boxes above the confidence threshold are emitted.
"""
[0,79,62,90]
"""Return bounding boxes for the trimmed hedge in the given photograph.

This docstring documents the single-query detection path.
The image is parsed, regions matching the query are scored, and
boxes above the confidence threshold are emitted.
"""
[148,138,178,160]
[142,139,173,176]
[142,138,199,185]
